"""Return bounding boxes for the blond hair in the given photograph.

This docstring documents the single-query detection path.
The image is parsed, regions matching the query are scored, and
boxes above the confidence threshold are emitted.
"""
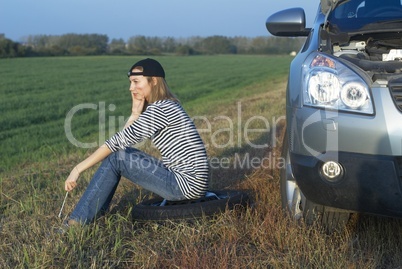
[147,77,179,104]
[133,66,179,111]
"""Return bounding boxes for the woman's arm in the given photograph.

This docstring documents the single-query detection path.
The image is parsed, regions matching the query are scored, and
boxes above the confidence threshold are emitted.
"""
[123,113,140,129]
[65,87,145,192]
[64,144,112,192]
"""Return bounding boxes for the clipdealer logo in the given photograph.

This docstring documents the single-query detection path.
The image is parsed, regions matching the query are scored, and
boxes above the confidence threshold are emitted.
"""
[64,101,286,170]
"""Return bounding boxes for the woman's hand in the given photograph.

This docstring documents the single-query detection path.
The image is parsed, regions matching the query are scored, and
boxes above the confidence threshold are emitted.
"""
[65,167,80,192]
[131,91,145,115]
[123,91,144,129]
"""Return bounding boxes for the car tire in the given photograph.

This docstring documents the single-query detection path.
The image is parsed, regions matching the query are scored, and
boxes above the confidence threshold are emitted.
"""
[132,190,250,221]
[280,130,350,233]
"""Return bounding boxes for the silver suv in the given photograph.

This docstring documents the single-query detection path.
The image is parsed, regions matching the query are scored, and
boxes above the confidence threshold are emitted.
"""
[266,0,402,232]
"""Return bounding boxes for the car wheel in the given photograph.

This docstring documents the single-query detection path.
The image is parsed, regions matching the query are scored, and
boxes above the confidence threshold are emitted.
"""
[132,190,250,221]
[280,130,350,233]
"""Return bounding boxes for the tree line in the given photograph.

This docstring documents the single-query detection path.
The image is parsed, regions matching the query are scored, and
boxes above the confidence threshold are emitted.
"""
[0,33,305,58]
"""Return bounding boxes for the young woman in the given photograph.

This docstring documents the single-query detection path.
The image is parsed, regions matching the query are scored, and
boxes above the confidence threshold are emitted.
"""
[64,58,209,225]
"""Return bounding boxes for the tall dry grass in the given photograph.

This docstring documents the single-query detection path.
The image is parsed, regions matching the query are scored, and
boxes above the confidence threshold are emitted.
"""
[1,79,402,269]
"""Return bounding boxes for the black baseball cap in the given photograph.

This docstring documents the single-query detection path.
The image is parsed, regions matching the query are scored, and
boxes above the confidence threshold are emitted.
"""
[127,58,165,78]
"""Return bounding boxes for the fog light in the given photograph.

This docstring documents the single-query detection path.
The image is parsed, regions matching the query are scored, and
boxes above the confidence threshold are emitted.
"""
[321,161,343,181]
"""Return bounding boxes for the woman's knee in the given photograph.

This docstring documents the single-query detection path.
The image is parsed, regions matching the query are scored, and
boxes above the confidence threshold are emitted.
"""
[106,150,130,165]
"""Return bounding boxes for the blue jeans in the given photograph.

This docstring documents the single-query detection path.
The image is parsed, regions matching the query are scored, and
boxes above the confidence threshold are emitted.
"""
[69,147,186,224]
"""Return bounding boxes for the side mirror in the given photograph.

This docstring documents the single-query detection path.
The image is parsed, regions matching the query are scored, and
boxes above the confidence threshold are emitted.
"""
[266,8,311,37]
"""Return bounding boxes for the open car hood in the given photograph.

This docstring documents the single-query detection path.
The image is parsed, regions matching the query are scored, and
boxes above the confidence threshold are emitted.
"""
[321,0,348,14]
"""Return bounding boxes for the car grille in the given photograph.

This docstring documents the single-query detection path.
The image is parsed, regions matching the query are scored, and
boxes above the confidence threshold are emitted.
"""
[388,84,402,112]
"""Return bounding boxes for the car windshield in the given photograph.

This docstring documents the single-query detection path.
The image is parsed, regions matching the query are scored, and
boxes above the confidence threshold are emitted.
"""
[328,0,402,32]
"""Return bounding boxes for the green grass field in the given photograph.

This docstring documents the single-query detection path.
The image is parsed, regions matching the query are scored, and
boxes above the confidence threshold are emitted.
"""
[1,55,402,268]
[0,55,289,171]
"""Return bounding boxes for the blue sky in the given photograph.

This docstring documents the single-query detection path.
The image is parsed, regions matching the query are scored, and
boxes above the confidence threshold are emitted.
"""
[0,0,318,42]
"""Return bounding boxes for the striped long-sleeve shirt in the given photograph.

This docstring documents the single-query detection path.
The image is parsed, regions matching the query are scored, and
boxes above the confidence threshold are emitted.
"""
[104,99,209,199]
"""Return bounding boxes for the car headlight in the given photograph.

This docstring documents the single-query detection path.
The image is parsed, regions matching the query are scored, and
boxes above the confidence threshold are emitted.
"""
[308,71,340,104]
[303,54,373,114]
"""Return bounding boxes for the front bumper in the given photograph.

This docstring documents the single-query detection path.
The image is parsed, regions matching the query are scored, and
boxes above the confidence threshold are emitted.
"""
[291,151,402,218]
